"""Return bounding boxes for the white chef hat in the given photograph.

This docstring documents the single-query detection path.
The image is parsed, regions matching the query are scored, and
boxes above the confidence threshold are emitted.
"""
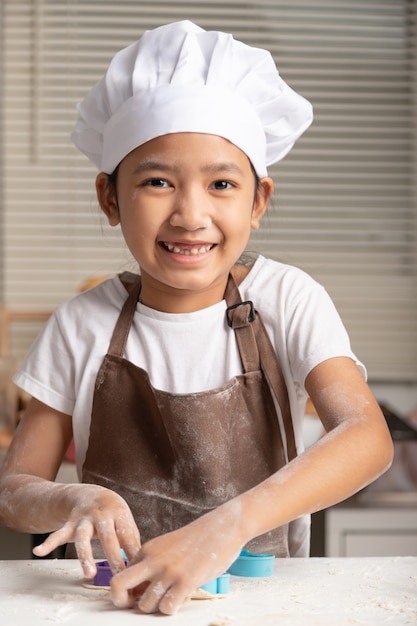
[71,20,313,177]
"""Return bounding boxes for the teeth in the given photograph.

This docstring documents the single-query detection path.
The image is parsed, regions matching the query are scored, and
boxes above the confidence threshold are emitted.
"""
[165,243,213,256]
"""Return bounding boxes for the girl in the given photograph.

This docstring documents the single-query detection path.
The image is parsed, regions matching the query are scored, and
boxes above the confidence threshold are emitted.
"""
[0,21,393,615]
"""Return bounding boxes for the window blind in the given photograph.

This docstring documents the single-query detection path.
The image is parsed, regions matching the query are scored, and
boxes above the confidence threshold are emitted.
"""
[1,0,416,381]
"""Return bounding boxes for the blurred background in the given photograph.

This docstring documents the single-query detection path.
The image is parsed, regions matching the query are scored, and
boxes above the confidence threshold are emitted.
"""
[0,0,416,558]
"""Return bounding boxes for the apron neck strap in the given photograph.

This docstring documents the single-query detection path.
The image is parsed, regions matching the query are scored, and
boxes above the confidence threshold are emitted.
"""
[108,273,142,357]
[227,269,297,461]
[225,270,261,373]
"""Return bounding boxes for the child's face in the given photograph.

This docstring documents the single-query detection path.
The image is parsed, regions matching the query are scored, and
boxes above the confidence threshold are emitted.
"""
[97,132,273,311]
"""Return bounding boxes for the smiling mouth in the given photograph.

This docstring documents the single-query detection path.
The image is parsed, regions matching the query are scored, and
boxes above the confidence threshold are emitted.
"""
[161,242,216,256]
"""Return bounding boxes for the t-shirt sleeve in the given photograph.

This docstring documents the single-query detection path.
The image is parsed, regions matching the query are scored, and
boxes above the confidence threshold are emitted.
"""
[13,310,76,415]
[283,274,366,387]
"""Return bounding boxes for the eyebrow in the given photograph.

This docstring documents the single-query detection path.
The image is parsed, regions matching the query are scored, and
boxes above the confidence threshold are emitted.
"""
[202,162,245,176]
[132,159,245,176]
[132,159,174,175]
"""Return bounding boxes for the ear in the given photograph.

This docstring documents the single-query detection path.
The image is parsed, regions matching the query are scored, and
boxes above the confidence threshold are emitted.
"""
[96,172,120,226]
[251,176,274,230]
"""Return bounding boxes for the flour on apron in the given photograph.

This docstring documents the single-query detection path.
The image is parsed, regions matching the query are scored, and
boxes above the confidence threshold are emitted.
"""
[81,269,297,557]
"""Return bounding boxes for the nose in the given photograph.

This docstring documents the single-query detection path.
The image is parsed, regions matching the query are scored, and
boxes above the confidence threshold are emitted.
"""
[169,187,212,231]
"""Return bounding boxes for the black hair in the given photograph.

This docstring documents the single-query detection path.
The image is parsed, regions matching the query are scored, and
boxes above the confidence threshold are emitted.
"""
[107,165,119,196]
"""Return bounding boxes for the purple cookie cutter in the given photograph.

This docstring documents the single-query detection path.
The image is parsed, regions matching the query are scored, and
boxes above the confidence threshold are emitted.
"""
[93,559,127,587]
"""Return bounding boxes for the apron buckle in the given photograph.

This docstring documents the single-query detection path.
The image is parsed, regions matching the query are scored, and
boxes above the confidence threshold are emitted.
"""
[226,301,256,328]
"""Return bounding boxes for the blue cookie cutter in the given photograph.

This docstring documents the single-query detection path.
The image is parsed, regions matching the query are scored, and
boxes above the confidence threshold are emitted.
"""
[200,550,275,593]
[200,572,230,594]
[227,549,275,577]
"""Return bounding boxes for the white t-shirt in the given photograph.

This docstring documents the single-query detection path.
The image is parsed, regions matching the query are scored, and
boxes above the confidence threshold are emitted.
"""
[14,255,365,556]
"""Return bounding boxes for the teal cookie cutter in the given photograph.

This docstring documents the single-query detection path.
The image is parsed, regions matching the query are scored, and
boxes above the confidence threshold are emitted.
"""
[227,549,275,577]
[200,572,230,594]
[200,550,275,593]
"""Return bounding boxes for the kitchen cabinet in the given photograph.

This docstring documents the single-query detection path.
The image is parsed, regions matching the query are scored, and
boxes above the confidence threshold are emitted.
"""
[325,495,417,557]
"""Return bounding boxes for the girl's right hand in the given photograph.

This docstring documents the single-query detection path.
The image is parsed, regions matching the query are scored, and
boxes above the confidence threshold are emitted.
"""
[32,483,141,579]
[0,399,139,577]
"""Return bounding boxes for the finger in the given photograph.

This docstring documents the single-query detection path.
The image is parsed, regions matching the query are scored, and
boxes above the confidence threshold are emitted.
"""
[120,537,141,564]
[96,519,128,575]
[32,524,73,557]
[115,516,141,563]
[137,578,170,615]
[158,582,192,616]
[110,561,152,609]
[74,519,96,578]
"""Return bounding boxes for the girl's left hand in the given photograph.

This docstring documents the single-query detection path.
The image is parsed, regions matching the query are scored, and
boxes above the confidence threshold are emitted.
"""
[110,504,244,615]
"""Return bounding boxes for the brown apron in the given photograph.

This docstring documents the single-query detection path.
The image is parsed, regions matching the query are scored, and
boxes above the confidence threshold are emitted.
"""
[81,269,297,557]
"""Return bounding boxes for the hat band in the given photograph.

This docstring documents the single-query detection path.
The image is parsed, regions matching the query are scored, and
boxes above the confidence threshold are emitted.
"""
[101,84,267,176]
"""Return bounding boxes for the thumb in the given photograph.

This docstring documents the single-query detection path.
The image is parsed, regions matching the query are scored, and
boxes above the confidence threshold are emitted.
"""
[32,525,72,557]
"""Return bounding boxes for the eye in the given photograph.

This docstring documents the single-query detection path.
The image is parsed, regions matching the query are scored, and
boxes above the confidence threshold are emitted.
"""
[144,178,170,188]
[210,180,234,190]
